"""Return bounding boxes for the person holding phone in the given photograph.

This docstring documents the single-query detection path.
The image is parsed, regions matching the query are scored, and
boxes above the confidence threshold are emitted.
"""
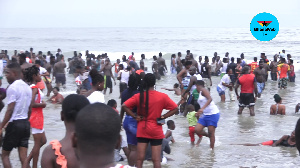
[122,73,178,168]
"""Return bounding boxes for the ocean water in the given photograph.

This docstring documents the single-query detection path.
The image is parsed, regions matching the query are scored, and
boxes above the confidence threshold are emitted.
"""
[0,27,300,167]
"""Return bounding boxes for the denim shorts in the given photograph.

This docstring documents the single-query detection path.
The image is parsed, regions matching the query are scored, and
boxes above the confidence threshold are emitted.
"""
[216,86,225,96]
[198,113,220,128]
[123,115,137,145]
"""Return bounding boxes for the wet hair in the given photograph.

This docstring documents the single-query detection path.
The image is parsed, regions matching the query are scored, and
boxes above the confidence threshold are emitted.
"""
[240,53,244,59]
[205,56,209,61]
[7,62,22,74]
[237,58,241,63]
[19,53,27,60]
[242,66,250,74]
[153,56,157,60]
[89,68,98,78]
[231,57,234,62]
[171,54,176,58]
[187,104,195,112]
[50,56,55,60]
[274,94,282,103]
[75,103,121,155]
[159,52,162,57]
[139,73,156,119]
[196,80,205,86]
[290,59,294,64]
[119,64,124,69]
[254,57,257,62]
[178,52,181,56]
[91,73,104,86]
[107,99,117,108]
[35,60,41,65]
[184,60,193,67]
[128,74,139,91]
[76,65,83,70]
[122,56,127,62]
[62,94,90,122]
[226,67,231,74]
[174,83,179,88]
[24,65,40,83]
[167,120,174,127]
[53,86,60,92]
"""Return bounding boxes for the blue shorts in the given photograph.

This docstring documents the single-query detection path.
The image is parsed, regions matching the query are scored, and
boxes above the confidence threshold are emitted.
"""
[216,86,225,96]
[257,82,264,94]
[123,115,137,145]
[198,113,220,128]
[183,86,188,90]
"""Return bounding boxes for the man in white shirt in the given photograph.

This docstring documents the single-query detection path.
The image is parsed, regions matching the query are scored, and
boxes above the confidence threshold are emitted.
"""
[117,64,130,98]
[217,68,233,102]
[0,63,32,168]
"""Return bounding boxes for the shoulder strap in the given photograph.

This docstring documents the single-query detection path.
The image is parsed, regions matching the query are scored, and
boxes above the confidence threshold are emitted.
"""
[50,140,67,168]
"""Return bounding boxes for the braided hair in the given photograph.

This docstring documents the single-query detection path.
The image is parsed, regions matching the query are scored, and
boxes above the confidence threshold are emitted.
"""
[139,73,156,118]
[24,65,40,83]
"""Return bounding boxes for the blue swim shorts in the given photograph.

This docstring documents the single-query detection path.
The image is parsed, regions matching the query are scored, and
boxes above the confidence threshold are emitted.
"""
[216,86,225,96]
[198,113,220,128]
[257,82,264,94]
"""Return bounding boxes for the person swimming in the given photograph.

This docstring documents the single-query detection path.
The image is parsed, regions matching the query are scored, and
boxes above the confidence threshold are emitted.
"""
[233,131,296,147]
[162,83,181,96]
[270,94,285,115]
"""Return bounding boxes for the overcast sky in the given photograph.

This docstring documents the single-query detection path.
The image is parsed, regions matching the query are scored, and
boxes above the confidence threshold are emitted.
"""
[0,0,299,28]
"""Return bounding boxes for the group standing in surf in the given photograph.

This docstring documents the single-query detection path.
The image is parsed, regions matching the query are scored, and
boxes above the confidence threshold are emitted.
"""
[0,48,299,168]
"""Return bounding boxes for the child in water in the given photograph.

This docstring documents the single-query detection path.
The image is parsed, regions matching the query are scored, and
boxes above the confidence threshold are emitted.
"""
[165,120,176,143]
[186,104,203,146]
[162,83,181,96]
[107,99,119,114]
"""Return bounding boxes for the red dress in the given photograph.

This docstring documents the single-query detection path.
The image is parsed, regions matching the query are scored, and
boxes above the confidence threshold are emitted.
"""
[29,85,44,130]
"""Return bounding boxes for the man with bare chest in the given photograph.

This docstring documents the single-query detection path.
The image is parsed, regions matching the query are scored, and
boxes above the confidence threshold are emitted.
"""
[19,53,33,77]
[100,58,116,94]
[53,55,67,88]
[269,56,278,81]
[253,61,266,98]
[157,52,167,76]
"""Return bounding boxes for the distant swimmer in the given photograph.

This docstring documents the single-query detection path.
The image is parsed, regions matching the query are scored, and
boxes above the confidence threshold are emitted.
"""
[162,83,181,96]
[233,131,295,147]
[270,94,285,115]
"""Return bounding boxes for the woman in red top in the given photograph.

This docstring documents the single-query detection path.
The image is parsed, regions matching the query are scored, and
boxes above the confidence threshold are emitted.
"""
[23,66,47,168]
[122,73,178,168]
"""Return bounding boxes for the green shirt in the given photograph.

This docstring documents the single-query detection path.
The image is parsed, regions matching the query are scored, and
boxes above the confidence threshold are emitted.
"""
[192,89,199,100]
[187,111,198,126]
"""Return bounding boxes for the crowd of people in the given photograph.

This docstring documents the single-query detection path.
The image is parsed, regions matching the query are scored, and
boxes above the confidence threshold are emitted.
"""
[0,48,299,168]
